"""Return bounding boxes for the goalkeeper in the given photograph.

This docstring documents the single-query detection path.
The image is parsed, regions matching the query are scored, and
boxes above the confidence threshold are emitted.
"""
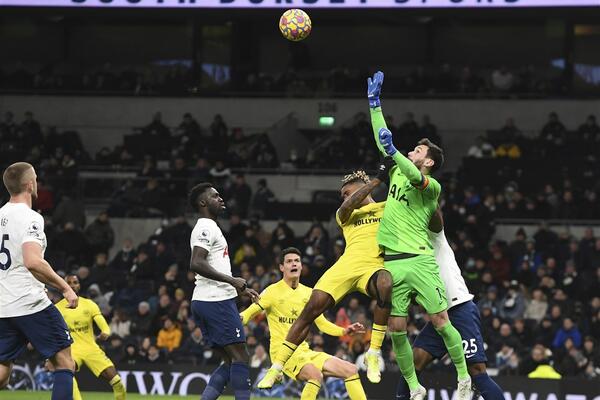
[367,71,472,400]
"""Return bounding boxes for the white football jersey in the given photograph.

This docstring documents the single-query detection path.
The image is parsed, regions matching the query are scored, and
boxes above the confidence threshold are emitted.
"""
[429,229,474,309]
[190,218,237,302]
[0,202,52,318]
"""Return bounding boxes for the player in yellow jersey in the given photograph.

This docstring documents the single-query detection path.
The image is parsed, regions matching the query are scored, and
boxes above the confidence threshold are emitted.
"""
[258,160,395,388]
[56,275,126,400]
[241,247,367,400]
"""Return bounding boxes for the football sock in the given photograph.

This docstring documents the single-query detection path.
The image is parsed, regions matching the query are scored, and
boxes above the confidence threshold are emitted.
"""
[301,379,321,400]
[109,374,126,400]
[273,341,298,368]
[230,362,251,400]
[435,322,469,380]
[72,377,82,400]
[390,331,420,391]
[396,370,422,400]
[52,369,74,400]
[344,374,367,400]
[201,363,231,400]
[473,372,505,400]
[370,323,387,351]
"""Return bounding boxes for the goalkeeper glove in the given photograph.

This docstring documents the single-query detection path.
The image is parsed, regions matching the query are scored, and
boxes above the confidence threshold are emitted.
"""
[367,71,384,108]
[378,127,397,156]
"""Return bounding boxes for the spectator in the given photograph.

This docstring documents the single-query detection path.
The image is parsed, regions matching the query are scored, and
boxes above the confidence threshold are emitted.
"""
[250,344,269,368]
[467,136,495,158]
[578,114,599,143]
[250,178,275,218]
[177,327,208,364]
[176,112,201,142]
[131,301,154,337]
[227,174,252,218]
[478,286,501,316]
[553,317,582,349]
[85,211,115,255]
[145,344,164,363]
[157,317,182,353]
[524,288,548,323]
[105,334,125,361]
[419,115,439,144]
[499,280,526,321]
[143,112,170,140]
[121,343,139,365]
[54,221,89,266]
[88,284,111,316]
[209,160,231,190]
[53,193,86,230]
[89,253,114,293]
[540,112,566,145]
[491,66,514,92]
[110,309,132,339]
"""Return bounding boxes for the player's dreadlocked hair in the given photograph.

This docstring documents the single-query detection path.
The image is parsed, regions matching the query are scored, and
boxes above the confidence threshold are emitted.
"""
[341,170,370,188]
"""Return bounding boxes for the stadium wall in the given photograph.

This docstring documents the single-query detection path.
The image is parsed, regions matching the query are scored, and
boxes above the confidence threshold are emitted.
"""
[8,361,600,399]
[2,95,600,170]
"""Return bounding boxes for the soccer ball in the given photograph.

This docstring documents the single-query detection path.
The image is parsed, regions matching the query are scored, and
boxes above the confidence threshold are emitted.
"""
[279,9,312,42]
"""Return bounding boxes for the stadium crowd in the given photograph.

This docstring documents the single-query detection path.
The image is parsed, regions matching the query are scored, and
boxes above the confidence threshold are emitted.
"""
[0,62,574,97]
[2,107,599,380]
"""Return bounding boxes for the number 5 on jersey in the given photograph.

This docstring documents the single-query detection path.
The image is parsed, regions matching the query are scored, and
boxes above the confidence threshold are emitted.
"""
[0,234,11,270]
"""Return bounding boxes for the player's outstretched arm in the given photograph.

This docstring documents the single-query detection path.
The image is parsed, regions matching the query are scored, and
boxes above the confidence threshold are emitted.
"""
[367,71,425,187]
[240,303,263,325]
[314,315,365,337]
[337,159,393,224]
[190,246,246,290]
[367,71,387,156]
[23,242,78,308]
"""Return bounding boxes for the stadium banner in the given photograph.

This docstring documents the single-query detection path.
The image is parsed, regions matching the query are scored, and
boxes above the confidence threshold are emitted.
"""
[0,0,598,8]
[7,361,600,399]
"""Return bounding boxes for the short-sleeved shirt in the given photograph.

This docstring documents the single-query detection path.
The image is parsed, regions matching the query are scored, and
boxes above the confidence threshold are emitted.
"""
[56,297,105,351]
[0,202,51,318]
[335,201,384,263]
[253,280,313,359]
[190,218,237,302]
[429,229,473,309]
[377,167,441,255]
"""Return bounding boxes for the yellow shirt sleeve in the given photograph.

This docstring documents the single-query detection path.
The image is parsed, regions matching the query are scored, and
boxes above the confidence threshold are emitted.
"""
[240,303,263,325]
[314,314,345,337]
[241,286,273,324]
[89,301,110,335]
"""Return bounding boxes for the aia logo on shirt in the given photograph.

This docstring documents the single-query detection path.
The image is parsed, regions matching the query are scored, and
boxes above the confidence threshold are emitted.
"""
[223,247,229,257]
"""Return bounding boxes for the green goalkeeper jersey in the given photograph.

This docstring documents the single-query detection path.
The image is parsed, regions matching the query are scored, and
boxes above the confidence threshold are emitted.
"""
[370,107,441,256]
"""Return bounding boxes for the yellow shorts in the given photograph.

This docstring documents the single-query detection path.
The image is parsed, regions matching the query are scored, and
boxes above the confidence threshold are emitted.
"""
[313,257,384,303]
[72,345,114,377]
[283,349,332,380]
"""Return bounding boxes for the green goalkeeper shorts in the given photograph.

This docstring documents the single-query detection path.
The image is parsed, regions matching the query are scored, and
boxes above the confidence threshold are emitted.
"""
[384,253,448,317]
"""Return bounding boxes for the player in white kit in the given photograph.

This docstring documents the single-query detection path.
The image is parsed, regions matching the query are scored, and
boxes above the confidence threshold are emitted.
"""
[187,182,259,400]
[396,209,505,400]
[0,162,79,400]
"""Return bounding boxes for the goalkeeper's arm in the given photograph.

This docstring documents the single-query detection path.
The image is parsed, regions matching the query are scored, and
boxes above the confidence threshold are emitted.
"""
[370,107,425,187]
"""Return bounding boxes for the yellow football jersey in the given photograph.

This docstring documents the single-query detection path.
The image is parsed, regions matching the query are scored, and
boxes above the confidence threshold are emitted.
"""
[241,280,343,360]
[336,201,385,261]
[56,297,110,350]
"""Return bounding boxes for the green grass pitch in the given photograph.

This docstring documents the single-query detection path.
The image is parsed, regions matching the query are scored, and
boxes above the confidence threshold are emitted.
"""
[0,393,286,400]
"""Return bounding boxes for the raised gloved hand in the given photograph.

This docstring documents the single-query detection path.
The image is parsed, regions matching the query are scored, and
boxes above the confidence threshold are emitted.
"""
[367,71,384,109]
[378,127,397,156]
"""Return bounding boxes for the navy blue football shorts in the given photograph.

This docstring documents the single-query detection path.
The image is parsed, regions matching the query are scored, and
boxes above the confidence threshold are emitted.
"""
[0,305,72,362]
[413,300,487,364]
[191,298,246,348]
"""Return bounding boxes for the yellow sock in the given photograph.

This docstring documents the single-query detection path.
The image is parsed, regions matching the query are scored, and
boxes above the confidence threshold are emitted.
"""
[301,379,321,400]
[370,323,387,351]
[344,374,367,400]
[73,377,82,400]
[109,374,126,400]
[273,341,298,366]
